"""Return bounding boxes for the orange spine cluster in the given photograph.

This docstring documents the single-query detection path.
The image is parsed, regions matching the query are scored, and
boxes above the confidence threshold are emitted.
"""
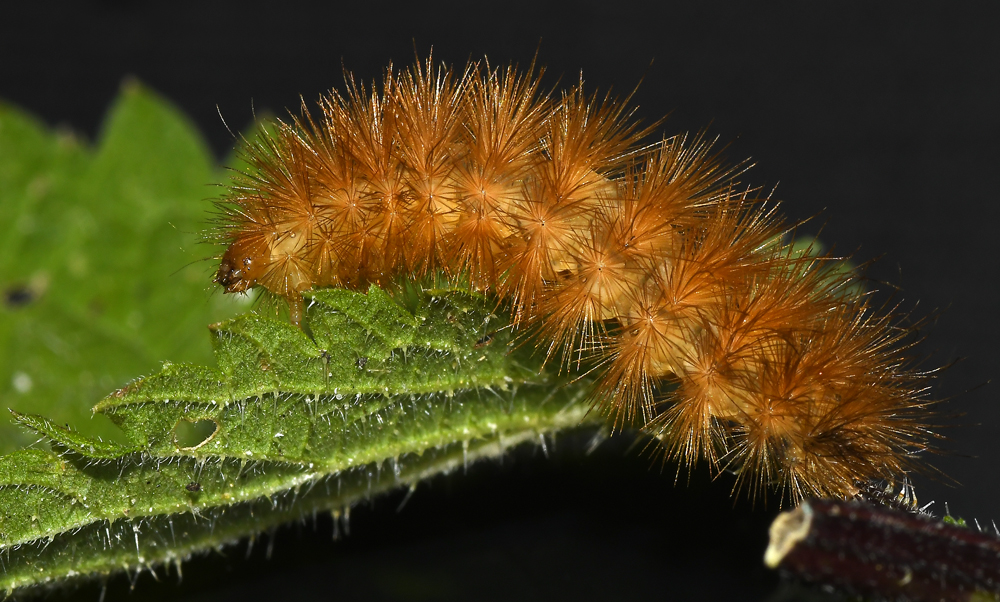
[214,57,936,502]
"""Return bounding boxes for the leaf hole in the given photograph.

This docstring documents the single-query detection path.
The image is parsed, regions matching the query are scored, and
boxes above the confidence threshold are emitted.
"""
[173,419,219,450]
[4,285,35,308]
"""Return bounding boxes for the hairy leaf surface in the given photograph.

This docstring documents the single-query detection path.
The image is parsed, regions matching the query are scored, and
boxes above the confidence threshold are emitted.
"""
[0,285,597,595]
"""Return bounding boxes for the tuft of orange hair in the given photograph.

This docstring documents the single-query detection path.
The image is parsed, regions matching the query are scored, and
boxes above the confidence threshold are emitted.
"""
[213,55,939,503]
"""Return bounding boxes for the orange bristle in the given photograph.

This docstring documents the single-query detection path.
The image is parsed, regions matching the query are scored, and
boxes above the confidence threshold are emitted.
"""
[449,62,549,289]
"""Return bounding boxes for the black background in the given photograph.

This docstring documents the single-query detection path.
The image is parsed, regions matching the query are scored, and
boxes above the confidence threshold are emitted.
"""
[3,2,999,601]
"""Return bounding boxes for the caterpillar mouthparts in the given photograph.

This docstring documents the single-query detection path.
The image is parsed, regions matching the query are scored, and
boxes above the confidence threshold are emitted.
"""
[213,55,939,503]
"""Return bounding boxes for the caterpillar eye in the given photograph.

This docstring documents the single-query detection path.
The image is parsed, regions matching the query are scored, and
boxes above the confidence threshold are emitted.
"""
[214,258,235,287]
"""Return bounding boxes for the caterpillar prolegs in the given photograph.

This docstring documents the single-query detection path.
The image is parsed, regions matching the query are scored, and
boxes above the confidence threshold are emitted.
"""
[213,57,936,502]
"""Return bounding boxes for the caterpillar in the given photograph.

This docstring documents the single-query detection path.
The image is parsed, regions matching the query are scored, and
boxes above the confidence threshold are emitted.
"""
[212,56,937,503]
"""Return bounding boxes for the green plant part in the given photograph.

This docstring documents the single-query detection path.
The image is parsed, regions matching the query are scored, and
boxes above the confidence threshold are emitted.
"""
[0,81,250,454]
[0,284,599,596]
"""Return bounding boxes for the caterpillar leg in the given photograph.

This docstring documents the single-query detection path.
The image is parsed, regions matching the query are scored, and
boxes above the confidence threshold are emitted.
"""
[286,294,304,327]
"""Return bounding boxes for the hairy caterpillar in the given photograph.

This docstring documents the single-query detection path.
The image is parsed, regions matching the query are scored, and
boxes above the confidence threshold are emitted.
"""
[212,56,936,503]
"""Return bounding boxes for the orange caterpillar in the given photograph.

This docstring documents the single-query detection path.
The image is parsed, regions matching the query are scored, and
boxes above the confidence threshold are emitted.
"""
[213,57,936,502]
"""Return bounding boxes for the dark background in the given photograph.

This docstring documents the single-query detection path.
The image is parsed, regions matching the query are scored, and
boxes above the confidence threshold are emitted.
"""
[3,2,998,600]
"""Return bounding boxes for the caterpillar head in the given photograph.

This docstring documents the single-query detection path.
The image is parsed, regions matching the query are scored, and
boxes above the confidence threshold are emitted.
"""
[215,238,269,293]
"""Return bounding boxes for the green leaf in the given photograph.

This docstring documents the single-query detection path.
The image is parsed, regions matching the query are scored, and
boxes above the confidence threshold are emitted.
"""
[0,284,596,595]
[0,82,251,453]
